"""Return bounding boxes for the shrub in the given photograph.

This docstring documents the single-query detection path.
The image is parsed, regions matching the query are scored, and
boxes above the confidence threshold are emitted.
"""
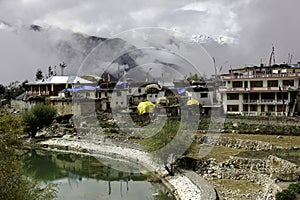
[288,183,300,194]
[0,109,57,200]
[275,182,300,200]
[22,103,57,137]
[276,189,296,200]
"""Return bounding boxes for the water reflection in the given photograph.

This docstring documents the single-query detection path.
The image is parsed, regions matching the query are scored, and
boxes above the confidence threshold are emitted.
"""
[22,149,174,200]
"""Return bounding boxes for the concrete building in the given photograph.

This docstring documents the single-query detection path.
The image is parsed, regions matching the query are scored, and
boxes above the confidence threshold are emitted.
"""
[220,63,300,116]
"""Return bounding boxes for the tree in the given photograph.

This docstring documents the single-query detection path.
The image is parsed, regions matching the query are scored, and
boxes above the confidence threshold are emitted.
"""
[22,104,57,137]
[4,80,28,100]
[59,62,67,76]
[0,109,57,200]
[47,66,57,78]
[187,73,205,82]
[35,69,44,81]
[0,84,5,98]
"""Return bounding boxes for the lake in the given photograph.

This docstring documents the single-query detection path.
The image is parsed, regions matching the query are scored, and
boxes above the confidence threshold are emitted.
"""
[22,148,175,200]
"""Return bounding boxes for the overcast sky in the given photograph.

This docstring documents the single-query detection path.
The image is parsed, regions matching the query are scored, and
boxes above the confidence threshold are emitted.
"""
[1,0,300,84]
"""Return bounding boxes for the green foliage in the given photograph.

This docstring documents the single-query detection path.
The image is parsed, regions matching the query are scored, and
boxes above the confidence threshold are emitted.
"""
[276,189,296,200]
[276,182,300,200]
[22,104,57,137]
[187,73,205,82]
[35,69,44,81]
[2,80,28,100]
[0,84,5,97]
[288,183,300,194]
[0,110,57,200]
[141,120,180,152]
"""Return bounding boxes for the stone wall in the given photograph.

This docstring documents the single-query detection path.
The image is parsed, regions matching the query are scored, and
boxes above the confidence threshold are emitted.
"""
[197,135,274,150]
[267,155,300,181]
[11,99,35,111]
[177,154,299,199]
[52,101,73,115]
[212,155,300,182]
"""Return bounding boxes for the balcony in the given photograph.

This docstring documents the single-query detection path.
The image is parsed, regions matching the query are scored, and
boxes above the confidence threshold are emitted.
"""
[26,91,50,96]
[220,86,293,92]
[243,99,259,104]
[242,112,259,116]
[222,73,300,80]
[242,111,286,116]
[243,99,288,104]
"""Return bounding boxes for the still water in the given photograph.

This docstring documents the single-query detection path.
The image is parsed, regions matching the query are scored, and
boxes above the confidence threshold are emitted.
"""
[22,149,175,200]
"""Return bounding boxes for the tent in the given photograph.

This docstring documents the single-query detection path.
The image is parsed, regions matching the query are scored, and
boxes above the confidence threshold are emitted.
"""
[186,98,200,106]
[137,101,155,115]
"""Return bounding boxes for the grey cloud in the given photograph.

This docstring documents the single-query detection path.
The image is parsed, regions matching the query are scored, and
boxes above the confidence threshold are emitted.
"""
[1,0,300,84]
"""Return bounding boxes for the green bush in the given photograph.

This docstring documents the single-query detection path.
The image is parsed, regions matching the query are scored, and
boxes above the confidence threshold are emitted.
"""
[22,104,57,137]
[0,109,57,200]
[288,183,300,194]
[276,182,300,200]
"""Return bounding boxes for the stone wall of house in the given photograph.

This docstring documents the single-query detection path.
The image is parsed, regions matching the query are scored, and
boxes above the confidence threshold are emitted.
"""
[52,101,73,115]
[11,100,35,111]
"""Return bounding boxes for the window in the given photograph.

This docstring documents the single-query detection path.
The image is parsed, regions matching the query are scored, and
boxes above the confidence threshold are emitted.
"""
[250,105,257,111]
[86,92,90,97]
[227,93,239,100]
[138,88,142,93]
[267,80,278,87]
[250,81,263,87]
[267,105,275,112]
[243,105,248,111]
[129,88,132,93]
[200,93,208,98]
[116,91,121,96]
[283,80,294,86]
[277,105,283,112]
[261,105,265,112]
[227,105,239,112]
[232,81,242,88]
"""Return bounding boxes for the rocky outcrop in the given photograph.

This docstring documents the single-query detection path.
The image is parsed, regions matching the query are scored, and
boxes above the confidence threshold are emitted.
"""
[35,115,76,138]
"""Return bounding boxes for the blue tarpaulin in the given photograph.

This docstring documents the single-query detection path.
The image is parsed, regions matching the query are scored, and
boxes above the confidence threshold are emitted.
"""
[116,82,129,87]
[177,88,186,95]
[61,85,96,93]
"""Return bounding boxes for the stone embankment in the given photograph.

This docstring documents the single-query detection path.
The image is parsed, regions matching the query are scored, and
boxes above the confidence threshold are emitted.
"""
[37,137,216,200]
[197,135,275,151]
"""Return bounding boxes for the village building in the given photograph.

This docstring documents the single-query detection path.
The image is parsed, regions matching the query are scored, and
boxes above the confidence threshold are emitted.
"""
[10,75,95,114]
[220,63,300,116]
[11,70,220,118]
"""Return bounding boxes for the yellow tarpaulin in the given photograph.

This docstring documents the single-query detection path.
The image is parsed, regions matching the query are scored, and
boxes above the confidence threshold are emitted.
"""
[186,98,200,106]
[137,101,155,115]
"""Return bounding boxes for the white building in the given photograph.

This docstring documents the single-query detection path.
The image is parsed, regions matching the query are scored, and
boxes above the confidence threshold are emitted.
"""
[220,63,300,116]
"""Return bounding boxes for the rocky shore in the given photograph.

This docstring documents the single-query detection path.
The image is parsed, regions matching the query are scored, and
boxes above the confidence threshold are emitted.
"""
[34,136,216,200]
[27,114,300,200]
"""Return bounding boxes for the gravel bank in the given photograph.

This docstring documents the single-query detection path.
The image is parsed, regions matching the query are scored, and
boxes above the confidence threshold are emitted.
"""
[37,137,216,200]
